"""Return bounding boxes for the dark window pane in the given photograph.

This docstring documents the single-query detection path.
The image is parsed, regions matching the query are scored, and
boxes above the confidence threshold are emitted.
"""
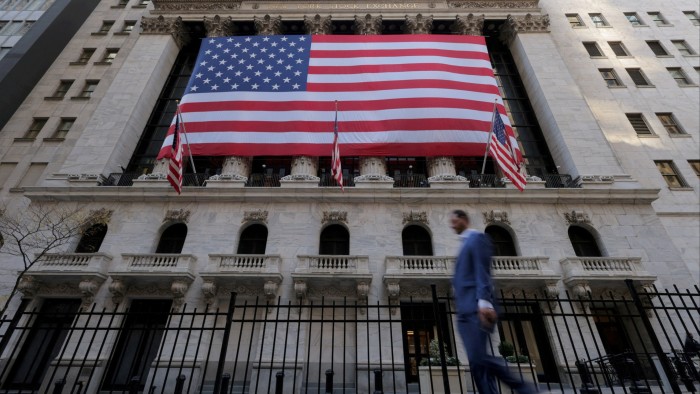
[319,224,349,255]
[156,223,187,253]
[568,226,602,257]
[402,225,433,256]
[237,224,268,254]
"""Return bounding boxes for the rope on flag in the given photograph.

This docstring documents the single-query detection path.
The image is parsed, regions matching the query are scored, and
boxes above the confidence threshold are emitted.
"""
[331,101,343,191]
[167,112,184,194]
[487,106,527,191]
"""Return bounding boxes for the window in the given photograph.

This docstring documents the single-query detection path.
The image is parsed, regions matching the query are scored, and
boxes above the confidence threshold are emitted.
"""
[672,40,696,56]
[624,12,644,26]
[1,21,23,35]
[667,68,693,86]
[689,160,700,177]
[24,118,47,139]
[121,20,136,33]
[566,14,585,28]
[655,161,689,188]
[155,223,187,253]
[99,48,119,64]
[485,226,517,256]
[51,80,73,98]
[53,118,75,139]
[589,13,609,27]
[646,41,669,56]
[96,21,114,34]
[608,42,630,57]
[0,163,17,189]
[568,226,602,257]
[77,80,99,98]
[75,48,95,64]
[656,113,685,135]
[116,0,128,6]
[237,224,268,254]
[0,46,10,60]
[626,68,652,86]
[599,68,624,87]
[16,21,33,35]
[75,223,108,253]
[684,11,700,26]
[583,42,604,57]
[17,163,47,188]
[626,113,653,135]
[138,0,149,5]
[0,21,7,32]
[647,12,669,26]
[402,225,433,256]
[319,224,349,255]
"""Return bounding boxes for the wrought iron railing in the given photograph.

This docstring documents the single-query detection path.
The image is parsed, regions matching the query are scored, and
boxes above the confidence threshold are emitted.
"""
[393,174,430,188]
[318,173,355,187]
[465,174,506,188]
[541,174,581,188]
[246,173,281,187]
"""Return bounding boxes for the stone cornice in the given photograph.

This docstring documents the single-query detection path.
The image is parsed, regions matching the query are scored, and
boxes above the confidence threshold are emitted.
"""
[23,186,661,205]
[448,0,539,9]
[152,0,241,11]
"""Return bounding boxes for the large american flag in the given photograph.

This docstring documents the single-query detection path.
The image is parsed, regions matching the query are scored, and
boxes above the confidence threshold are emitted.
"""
[488,106,526,191]
[157,34,519,158]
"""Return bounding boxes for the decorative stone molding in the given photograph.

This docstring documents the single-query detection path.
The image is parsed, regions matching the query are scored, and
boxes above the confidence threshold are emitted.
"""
[356,157,392,182]
[452,14,485,36]
[108,279,126,304]
[500,13,550,44]
[264,280,279,303]
[404,14,433,34]
[449,1,538,8]
[564,210,590,225]
[403,211,428,225]
[243,210,268,224]
[281,156,320,183]
[254,15,282,35]
[208,156,250,186]
[294,280,308,301]
[79,278,101,307]
[164,209,190,223]
[354,14,382,35]
[87,208,113,226]
[171,279,190,310]
[140,16,189,48]
[17,276,37,298]
[357,281,370,312]
[204,15,234,37]
[152,0,241,11]
[304,14,332,35]
[67,173,105,184]
[386,280,400,313]
[544,281,559,310]
[482,210,510,225]
[322,211,347,224]
[201,280,217,306]
[427,157,456,178]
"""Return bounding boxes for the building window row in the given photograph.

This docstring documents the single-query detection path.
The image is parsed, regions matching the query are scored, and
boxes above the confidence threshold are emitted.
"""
[0,0,53,11]
[112,0,149,8]
[19,117,75,140]
[568,11,700,28]
[625,112,688,136]
[599,67,696,87]
[654,160,694,188]
[44,79,99,100]
[0,19,34,36]
[584,39,696,58]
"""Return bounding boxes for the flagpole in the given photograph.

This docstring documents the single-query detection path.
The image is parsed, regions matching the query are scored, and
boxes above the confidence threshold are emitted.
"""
[175,101,199,185]
[480,99,499,175]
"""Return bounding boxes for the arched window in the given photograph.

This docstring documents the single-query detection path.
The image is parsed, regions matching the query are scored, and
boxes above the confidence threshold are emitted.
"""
[402,225,433,256]
[237,224,268,254]
[319,225,349,255]
[485,226,517,256]
[75,223,108,253]
[568,226,602,257]
[155,223,187,254]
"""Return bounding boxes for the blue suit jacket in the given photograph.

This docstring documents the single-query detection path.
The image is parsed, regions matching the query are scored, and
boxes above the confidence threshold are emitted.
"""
[452,231,494,315]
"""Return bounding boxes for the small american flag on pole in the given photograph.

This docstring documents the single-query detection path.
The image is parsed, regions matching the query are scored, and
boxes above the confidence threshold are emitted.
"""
[167,112,183,194]
[331,101,343,190]
[488,106,526,191]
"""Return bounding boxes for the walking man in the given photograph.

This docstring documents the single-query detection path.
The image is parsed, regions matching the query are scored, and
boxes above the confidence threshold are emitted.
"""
[450,209,536,394]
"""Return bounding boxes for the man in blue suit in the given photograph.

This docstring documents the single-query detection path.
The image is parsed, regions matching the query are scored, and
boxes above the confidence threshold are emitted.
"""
[450,209,536,394]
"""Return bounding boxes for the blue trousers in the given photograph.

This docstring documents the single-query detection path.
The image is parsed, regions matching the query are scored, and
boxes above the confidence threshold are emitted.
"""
[458,313,535,394]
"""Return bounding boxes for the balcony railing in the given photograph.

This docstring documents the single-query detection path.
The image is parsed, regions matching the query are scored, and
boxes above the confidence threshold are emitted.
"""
[117,253,196,275]
[393,174,430,188]
[541,174,581,188]
[464,174,506,188]
[385,256,452,275]
[208,254,282,274]
[102,173,210,187]
[246,173,281,187]
[33,252,112,270]
[561,256,656,289]
[318,173,355,187]
[295,255,370,274]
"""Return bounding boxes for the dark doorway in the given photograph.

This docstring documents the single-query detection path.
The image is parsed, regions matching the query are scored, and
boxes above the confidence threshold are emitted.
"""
[156,223,187,254]
[400,302,453,383]
[402,225,433,256]
[237,224,268,254]
[319,224,349,255]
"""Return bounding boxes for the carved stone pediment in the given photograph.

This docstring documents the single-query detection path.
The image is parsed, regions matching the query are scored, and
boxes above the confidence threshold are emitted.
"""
[322,211,347,224]
[243,210,268,224]
[564,210,590,225]
[403,211,428,225]
[164,209,190,223]
[483,210,510,225]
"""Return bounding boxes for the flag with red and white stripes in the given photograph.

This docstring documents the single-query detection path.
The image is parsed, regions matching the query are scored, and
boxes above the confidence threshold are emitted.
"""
[488,106,526,191]
[156,34,520,158]
[166,113,183,194]
[331,102,343,190]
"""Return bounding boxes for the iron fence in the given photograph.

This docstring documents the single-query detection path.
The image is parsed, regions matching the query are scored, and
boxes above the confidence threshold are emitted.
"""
[0,282,697,393]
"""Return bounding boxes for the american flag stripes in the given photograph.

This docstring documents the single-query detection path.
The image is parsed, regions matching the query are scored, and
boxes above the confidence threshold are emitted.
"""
[331,101,343,190]
[488,106,527,191]
[156,34,520,159]
[166,112,183,194]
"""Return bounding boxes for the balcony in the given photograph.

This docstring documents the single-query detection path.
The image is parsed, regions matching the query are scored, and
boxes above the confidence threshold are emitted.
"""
[291,255,372,301]
[560,257,656,296]
[492,256,559,289]
[200,254,283,303]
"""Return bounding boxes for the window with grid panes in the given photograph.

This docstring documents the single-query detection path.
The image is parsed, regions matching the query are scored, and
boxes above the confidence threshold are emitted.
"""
[53,118,75,139]
[17,21,33,34]
[589,13,609,27]
[608,42,629,56]
[566,14,585,27]
[624,12,644,26]
[25,118,47,139]
[52,80,73,98]
[101,48,118,63]
[75,48,94,63]
[684,11,700,26]
[655,161,688,188]
[646,41,669,56]
[599,69,623,87]
[116,0,128,6]
[626,69,651,86]
[78,80,98,98]
[668,68,693,86]
[689,161,700,177]
[97,21,113,34]
[583,42,604,57]
[672,40,696,56]
[647,12,668,25]
[656,113,685,135]
[121,20,136,33]
[626,113,652,135]
[0,21,7,32]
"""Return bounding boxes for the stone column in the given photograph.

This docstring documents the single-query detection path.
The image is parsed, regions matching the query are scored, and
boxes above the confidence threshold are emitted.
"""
[403,14,433,34]
[57,16,189,186]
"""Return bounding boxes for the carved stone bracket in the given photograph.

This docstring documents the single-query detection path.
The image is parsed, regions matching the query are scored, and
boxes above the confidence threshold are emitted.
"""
[243,210,269,224]
[385,280,400,314]
[254,15,282,35]
[201,280,218,306]
[108,279,126,305]
[264,280,279,303]
[452,14,485,36]
[564,210,590,225]
[404,14,433,34]
[79,278,103,307]
[17,276,38,298]
[354,14,382,35]
[304,14,332,35]
[204,15,234,37]
[322,211,347,225]
[500,13,550,44]
[294,280,308,302]
[164,209,190,223]
[482,210,510,226]
[570,281,592,311]
[140,16,189,48]
[357,281,370,314]
[152,0,241,12]
[171,279,190,310]
[449,1,539,9]
[543,281,559,310]
[403,211,428,225]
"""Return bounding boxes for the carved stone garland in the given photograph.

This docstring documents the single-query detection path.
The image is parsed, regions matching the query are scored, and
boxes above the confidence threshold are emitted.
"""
[322,211,347,225]
[564,210,590,225]
[164,209,190,223]
[243,210,269,224]
[403,211,428,225]
[482,210,510,225]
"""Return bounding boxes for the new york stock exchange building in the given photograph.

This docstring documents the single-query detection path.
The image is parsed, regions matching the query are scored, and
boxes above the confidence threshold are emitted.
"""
[0,0,698,393]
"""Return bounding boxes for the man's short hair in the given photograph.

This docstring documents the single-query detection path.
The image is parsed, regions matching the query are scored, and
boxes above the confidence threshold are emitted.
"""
[452,209,469,221]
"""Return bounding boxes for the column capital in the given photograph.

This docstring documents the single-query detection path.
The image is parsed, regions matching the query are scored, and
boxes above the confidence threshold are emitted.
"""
[404,14,433,34]
[254,14,283,35]
[140,15,189,48]
[500,13,550,44]
[354,14,382,35]
[451,14,485,36]
[204,15,234,37]
[304,14,332,35]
